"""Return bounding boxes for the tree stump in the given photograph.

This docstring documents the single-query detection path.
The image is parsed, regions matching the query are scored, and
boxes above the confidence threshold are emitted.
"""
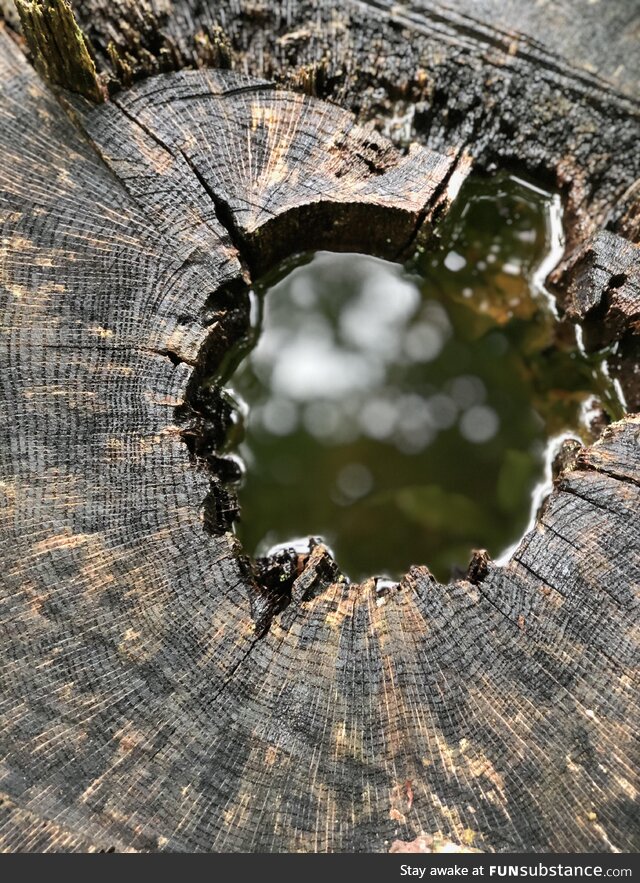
[0,0,638,854]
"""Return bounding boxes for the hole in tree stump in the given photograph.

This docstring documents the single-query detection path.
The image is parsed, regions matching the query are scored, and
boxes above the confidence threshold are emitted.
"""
[187,173,625,586]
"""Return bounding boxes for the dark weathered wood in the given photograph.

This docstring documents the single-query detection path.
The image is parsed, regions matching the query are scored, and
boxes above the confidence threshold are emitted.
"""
[0,0,639,855]
[62,0,640,223]
[553,231,640,409]
[558,232,640,335]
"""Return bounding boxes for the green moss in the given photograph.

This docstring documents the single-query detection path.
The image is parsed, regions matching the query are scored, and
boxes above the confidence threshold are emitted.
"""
[16,0,105,102]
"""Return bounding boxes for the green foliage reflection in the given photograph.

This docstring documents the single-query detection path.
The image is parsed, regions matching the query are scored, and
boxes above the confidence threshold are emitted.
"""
[227,174,622,581]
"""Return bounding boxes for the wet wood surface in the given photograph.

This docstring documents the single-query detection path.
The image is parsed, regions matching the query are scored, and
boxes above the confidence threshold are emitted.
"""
[0,0,638,853]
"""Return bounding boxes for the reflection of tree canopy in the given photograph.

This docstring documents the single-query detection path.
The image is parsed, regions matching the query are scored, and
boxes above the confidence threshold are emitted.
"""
[248,254,478,453]
[229,175,622,581]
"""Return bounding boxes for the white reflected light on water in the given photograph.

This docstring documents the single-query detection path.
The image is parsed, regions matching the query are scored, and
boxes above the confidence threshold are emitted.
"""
[243,253,491,460]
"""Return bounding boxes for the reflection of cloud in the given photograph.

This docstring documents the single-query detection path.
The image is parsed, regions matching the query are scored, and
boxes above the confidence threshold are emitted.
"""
[251,254,453,409]
[270,338,383,400]
[428,394,458,430]
[404,323,443,362]
[290,275,317,308]
[396,397,435,451]
[259,397,298,436]
[356,392,457,453]
[303,401,342,440]
[340,271,419,357]
[448,375,486,409]
[502,261,521,276]
[359,397,397,440]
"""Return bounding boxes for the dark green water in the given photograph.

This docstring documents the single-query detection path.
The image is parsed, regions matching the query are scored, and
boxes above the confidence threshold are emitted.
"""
[224,174,623,582]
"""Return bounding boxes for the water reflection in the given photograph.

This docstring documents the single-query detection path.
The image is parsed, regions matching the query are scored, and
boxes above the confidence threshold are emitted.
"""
[227,174,623,582]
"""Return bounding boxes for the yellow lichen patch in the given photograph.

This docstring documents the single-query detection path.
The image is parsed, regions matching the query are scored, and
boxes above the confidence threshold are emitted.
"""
[462,827,478,846]
[6,284,30,299]
[431,791,487,848]
[5,235,33,251]
[414,68,431,89]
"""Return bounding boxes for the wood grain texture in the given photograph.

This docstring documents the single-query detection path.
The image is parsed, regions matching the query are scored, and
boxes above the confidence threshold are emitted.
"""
[51,0,640,408]
[0,0,639,855]
[77,68,465,274]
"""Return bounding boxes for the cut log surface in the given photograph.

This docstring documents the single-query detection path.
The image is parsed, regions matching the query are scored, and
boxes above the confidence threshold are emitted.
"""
[0,0,639,856]
[80,69,463,274]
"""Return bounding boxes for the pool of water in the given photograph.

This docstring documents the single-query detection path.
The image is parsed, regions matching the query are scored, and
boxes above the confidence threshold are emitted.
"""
[219,174,623,582]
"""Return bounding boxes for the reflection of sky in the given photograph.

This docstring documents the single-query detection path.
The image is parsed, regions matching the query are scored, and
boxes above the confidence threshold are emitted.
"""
[243,253,499,461]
